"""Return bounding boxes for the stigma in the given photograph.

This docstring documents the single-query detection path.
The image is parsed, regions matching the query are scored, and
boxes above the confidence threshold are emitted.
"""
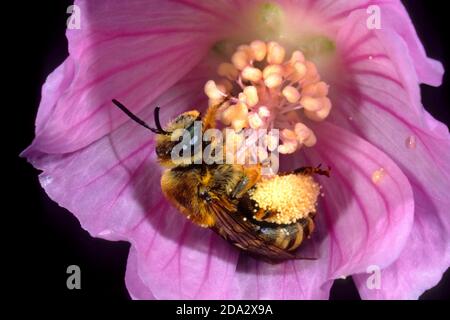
[204,40,332,154]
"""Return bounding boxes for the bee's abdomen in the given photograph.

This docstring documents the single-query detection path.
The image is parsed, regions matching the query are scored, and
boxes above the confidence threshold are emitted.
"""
[237,194,315,252]
[258,218,312,252]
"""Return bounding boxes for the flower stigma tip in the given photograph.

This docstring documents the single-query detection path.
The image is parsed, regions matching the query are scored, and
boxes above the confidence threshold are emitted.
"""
[204,40,332,155]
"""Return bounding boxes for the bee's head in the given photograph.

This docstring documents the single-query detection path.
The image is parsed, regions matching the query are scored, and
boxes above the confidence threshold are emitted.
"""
[155,110,202,167]
[112,100,203,167]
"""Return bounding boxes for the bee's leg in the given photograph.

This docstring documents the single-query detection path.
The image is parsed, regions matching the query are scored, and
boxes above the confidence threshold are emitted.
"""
[305,217,315,239]
[202,100,227,130]
[292,164,331,177]
[230,165,261,199]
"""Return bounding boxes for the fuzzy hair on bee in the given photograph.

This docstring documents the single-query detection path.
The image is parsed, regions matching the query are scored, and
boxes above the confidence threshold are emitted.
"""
[112,99,329,262]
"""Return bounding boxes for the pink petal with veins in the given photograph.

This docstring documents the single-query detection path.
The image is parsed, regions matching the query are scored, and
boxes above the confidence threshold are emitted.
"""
[231,122,414,299]
[24,0,449,299]
[26,68,239,299]
[26,0,243,154]
[326,9,450,299]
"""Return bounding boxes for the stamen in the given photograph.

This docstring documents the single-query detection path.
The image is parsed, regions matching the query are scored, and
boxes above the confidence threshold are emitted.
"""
[231,50,249,70]
[205,40,332,154]
[264,73,283,88]
[243,86,259,107]
[222,103,248,131]
[242,66,263,82]
[263,64,283,79]
[282,86,301,103]
[250,40,267,61]
[204,80,227,101]
[267,41,286,64]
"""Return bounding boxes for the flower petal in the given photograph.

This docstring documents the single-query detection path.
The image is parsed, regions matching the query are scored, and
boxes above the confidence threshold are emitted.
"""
[125,246,155,300]
[231,122,414,299]
[26,0,241,154]
[25,67,239,299]
[328,9,450,299]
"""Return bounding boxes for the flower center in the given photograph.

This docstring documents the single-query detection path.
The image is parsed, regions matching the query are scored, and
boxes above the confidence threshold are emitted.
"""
[204,40,332,154]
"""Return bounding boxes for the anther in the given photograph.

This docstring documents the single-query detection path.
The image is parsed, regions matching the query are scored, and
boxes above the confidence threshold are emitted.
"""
[263,64,283,79]
[250,40,267,61]
[267,41,285,64]
[264,73,283,88]
[241,66,263,82]
[231,51,249,70]
[243,86,259,107]
[282,86,301,103]
[204,80,227,101]
[300,96,322,112]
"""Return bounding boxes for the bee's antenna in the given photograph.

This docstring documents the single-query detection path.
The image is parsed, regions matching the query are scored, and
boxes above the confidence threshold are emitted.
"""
[112,99,168,135]
[153,106,169,134]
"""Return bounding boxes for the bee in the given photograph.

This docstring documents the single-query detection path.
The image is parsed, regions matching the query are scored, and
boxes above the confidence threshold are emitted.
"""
[112,99,329,262]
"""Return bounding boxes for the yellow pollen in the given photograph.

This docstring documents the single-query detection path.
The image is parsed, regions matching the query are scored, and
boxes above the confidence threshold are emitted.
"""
[249,174,321,224]
[205,40,332,154]
[372,168,386,184]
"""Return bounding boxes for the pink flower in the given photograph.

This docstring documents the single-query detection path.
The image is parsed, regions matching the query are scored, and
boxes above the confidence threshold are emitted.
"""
[23,0,449,299]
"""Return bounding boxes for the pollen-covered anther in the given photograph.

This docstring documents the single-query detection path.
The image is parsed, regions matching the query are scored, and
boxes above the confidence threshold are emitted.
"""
[204,80,227,101]
[264,73,283,88]
[243,86,259,107]
[250,40,267,61]
[242,66,262,82]
[222,103,248,131]
[295,123,317,147]
[205,40,332,153]
[249,174,321,224]
[267,41,286,64]
[282,86,301,103]
[263,64,283,79]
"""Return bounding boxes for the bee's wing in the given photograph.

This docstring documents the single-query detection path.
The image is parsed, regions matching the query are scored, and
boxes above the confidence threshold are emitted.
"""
[209,199,299,262]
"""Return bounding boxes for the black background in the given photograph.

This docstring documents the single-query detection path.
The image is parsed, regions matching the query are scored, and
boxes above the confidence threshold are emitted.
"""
[12,1,450,300]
